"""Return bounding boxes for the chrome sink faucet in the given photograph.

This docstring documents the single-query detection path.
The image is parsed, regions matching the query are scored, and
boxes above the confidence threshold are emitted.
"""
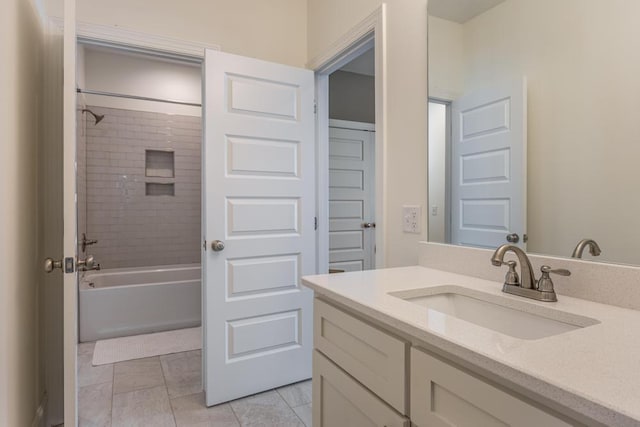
[491,244,570,302]
[571,238,601,258]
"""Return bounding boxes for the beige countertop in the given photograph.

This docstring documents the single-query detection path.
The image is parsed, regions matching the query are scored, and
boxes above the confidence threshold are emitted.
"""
[302,266,640,427]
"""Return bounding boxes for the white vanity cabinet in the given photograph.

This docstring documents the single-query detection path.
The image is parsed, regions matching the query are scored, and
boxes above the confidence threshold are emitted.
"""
[313,297,584,427]
[312,299,409,426]
[410,348,574,427]
[313,351,409,427]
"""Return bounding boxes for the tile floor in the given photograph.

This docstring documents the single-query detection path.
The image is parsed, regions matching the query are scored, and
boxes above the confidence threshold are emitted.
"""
[78,342,312,427]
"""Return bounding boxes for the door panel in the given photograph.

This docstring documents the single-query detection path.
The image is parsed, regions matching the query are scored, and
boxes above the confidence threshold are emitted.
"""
[328,123,375,271]
[451,79,527,249]
[203,50,315,405]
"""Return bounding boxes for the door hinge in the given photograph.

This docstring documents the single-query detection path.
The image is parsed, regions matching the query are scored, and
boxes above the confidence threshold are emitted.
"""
[314,216,318,231]
[313,100,317,114]
[203,240,207,251]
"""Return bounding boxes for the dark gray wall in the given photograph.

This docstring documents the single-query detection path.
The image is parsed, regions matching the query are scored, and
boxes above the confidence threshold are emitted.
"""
[329,70,375,123]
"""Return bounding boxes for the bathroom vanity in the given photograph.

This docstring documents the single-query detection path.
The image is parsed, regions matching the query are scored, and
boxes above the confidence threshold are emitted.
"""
[302,256,640,427]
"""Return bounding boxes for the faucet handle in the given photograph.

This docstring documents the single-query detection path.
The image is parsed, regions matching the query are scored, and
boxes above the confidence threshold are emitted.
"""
[538,265,570,293]
[540,265,571,276]
[503,260,520,286]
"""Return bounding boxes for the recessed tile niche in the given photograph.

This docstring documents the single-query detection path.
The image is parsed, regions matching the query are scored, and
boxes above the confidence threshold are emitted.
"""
[145,182,175,196]
[145,149,175,178]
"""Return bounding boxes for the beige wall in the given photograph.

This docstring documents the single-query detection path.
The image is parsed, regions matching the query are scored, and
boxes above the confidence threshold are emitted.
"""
[0,0,46,424]
[429,0,640,264]
[308,0,429,267]
[81,47,202,115]
[45,0,308,67]
[427,15,464,100]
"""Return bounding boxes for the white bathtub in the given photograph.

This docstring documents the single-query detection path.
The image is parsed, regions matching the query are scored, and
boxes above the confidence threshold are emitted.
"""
[79,264,201,342]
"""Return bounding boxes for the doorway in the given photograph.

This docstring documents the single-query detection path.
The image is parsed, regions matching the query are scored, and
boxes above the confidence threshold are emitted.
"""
[428,99,451,244]
[428,79,528,249]
[311,5,386,273]
[327,48,377,272]
[75,40,207,424]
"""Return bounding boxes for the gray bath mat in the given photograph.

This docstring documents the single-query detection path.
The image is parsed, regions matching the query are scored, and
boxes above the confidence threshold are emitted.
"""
[92,326,201,365]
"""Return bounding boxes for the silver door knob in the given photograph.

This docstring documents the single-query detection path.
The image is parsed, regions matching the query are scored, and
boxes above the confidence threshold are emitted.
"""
[506,233,520,243]
[44,258,63,273]
[211,240,225,252]
[362,222,376,229]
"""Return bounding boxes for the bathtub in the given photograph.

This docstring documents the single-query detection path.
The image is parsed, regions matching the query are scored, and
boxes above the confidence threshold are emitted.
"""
[79,264,201,342]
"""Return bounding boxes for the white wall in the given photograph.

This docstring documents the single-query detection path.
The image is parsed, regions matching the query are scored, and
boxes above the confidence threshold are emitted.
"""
[0,0,46,425]
[82,47,202,116]
[308,0,429,268]
[45,0,308,67]
[429,0,640,264]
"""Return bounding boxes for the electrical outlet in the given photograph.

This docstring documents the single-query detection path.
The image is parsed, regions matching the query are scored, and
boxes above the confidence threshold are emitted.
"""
[403,205,422,233]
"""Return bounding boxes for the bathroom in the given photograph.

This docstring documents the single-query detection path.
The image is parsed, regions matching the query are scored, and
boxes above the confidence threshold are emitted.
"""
[76,43,203,344]
[3,0,640,426]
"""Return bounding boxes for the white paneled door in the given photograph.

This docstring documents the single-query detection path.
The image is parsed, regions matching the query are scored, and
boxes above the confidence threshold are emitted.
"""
[451,79,527,249]
[202,50,316,405]
[328,121,375,272]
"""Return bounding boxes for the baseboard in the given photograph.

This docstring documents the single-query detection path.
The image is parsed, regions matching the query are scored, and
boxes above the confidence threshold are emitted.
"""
[31,392,48,427]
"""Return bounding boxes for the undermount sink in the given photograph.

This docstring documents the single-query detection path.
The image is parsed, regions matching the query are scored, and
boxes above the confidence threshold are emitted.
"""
[389,286,599,340]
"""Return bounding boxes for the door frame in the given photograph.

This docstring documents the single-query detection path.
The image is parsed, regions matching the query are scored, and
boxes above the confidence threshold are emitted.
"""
[308,5,387,273]
[63,0,77,423]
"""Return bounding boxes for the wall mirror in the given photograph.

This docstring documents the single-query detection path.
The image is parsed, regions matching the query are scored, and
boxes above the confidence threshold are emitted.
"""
[427,0,640,266]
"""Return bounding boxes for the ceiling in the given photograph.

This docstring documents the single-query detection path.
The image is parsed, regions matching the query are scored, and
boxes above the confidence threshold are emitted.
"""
[428,0,506,23]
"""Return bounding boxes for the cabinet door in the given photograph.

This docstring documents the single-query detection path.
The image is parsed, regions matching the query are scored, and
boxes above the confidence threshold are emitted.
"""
[411,348,574,427]
[313,351,409,427]
[314,299,408,414]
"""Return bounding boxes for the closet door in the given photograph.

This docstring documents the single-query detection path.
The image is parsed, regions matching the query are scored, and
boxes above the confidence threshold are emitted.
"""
[328,120,375,272]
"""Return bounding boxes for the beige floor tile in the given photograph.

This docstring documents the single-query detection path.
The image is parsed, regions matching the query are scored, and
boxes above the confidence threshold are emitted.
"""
[276,380,312,408]
[112,385,175,427]
[171,392,239,427]
[208,402,241,427]
[292,403,312,427]
[230,390,304,427]
[78,382,112,427]
[78,342,96,357]
[161,350,202,398]
[78,353,113,387]
[113,356,165,394]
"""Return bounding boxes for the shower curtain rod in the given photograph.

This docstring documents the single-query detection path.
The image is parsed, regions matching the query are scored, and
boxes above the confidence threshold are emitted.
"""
[77,88,202,107]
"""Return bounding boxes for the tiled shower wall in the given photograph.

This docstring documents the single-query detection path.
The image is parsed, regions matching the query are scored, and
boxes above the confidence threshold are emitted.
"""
[79,106,201,269]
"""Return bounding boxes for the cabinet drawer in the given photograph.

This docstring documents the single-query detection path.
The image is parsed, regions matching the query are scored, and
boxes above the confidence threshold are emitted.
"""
[313,350,409,427]
[411,348,574,427]
[314,298,408,414]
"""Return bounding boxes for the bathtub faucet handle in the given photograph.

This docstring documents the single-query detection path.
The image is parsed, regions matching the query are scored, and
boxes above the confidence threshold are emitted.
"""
[77,255,100,271]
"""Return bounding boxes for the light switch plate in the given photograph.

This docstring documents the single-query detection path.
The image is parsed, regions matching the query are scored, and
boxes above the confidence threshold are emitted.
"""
[403,205,422,233]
